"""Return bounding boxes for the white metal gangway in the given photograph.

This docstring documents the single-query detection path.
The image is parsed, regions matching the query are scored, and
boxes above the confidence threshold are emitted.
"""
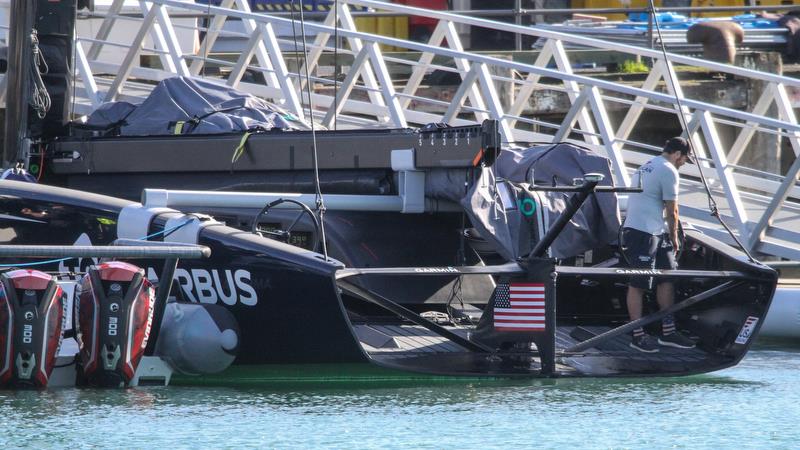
[2,0,800,260]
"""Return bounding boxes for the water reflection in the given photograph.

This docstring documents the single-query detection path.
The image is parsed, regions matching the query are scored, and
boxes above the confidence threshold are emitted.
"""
[0,348,796,448]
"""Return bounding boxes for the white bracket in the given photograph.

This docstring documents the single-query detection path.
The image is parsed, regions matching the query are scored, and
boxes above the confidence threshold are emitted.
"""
[130,356,173,387]
[163,214,221,245]
[117,204,177,240]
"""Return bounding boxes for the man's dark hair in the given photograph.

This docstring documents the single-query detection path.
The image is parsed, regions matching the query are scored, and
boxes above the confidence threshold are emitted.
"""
[663,137,690,156]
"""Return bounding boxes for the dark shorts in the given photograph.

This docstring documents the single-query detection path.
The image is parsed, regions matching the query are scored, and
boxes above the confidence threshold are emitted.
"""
[621,227,677,289]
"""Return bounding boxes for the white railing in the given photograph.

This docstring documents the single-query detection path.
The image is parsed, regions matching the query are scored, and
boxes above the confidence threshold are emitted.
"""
[2,0,800,259]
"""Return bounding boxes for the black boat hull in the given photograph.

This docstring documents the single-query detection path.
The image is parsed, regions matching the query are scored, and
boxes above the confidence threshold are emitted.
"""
[0,181,778,379]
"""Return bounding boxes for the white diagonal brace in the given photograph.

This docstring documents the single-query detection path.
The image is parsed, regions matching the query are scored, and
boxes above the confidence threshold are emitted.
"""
[399,20,449,109]
[75,41,102,108]
[549,39,599,146]
[87,0,126,60]
[588,86,630,186]
[727,83,776,166]
[614,59,668,145]
[553,86,591,143]
[233,0,282,103]
[152,0,191,76]
[475,63,514,142]
[298,5,338,91]
[443,65,481,123]
[699,111,749,238]
[259,22,304,119]
[227,25,264,88]
[508,38,556,128]
[747,151,800,251]
[442,21,488,123]
[661,59,709,165]
[104,5,159,102]
[336,5,387,113]
[190,0,236,76]
[774,83,800,158]
[364,41,407,127]
[322,46,370,128]
[139,1,179,74]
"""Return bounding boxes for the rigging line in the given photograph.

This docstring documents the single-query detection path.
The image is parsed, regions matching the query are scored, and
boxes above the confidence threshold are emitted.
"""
[298,0,330,260]
[334,0,339,130]
[646,0,757,263]
[0,218,194,268]
[289,1,303,91]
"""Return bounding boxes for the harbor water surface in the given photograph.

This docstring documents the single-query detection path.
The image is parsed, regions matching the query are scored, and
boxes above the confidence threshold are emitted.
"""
[1,341,798,449]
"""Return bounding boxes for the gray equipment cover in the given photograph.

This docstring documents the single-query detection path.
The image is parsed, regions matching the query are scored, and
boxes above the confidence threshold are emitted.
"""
[451,143,621,260]
[85,77,311,135]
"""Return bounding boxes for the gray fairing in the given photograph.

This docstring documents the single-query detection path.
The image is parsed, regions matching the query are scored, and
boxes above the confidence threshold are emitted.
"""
[428,143,621,260]
[84,77,312,135]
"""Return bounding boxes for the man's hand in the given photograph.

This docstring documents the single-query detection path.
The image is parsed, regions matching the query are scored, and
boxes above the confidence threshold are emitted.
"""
[671,235,681,256]
[665,200,680,257]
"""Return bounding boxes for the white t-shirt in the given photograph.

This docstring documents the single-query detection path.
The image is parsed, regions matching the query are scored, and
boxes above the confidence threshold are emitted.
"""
[624,155,679,235]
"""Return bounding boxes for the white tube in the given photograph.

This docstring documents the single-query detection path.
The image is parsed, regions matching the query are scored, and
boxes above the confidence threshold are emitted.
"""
[142,189,461,213]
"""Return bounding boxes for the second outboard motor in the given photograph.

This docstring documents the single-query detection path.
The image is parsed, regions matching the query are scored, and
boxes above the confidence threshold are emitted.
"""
[76,262,155,387]
[0,270,67,388]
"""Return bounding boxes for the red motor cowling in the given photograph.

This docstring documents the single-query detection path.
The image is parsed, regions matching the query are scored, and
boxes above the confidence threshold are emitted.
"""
[76,261,155,387]
[0,270,67,388]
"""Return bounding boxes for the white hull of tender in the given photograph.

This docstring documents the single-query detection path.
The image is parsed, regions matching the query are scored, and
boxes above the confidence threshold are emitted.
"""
[761,285,800,339]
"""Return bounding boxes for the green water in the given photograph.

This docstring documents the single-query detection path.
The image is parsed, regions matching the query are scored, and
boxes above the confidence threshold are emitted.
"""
[1,341,799,449]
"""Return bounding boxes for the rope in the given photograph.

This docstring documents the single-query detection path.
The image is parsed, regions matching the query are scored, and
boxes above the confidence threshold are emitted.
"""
[646,0,757,263]
[298,0,330,259]
[0,218,194,268]
[231,131,252,163]
[29,29,51,120]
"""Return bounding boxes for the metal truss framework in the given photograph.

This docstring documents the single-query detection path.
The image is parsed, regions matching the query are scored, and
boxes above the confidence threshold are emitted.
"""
[2,0,800,259]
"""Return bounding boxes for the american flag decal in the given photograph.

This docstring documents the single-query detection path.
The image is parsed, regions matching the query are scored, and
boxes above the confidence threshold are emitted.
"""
[735,316,759,345]
[494,282,546,332]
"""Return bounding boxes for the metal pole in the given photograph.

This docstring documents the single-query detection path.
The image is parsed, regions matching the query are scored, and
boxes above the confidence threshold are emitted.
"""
[3,0,36,167]
[529,176,602,259]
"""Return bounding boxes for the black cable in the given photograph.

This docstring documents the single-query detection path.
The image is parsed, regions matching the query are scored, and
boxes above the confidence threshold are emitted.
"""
[298,0,329,259]
[446,169,474,326]
[646,0,757,263]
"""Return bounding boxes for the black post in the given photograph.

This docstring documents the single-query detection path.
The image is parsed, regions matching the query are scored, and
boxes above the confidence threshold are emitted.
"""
[527,258,557,376]
[529,175,603,259]
[3,0,37,167]
[144,258,179,356]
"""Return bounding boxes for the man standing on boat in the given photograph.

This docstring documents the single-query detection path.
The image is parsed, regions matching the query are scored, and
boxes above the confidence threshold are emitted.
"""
[622,137,696,353]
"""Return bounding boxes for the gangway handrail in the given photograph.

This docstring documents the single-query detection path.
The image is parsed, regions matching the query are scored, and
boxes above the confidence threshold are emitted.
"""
[155,0,800,89]
[342,0,800,88]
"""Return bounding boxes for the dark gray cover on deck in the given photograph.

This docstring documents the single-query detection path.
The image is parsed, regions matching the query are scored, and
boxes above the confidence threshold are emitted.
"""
[429,143,621,261]
[85,77,311,135]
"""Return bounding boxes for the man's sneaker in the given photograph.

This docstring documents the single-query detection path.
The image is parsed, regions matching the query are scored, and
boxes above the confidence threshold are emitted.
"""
[658,332,696,349]
[630,334,659,353]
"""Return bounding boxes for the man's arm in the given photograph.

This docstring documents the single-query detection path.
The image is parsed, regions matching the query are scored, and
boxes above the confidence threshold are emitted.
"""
[664,200,680,253]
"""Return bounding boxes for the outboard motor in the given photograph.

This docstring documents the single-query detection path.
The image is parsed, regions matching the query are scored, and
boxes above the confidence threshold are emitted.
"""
[156,303,239,375]
[76,262,155,387]
[0,270,67,388]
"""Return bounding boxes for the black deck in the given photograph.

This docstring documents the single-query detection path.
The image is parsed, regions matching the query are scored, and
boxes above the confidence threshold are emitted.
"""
[355,323,715,377]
